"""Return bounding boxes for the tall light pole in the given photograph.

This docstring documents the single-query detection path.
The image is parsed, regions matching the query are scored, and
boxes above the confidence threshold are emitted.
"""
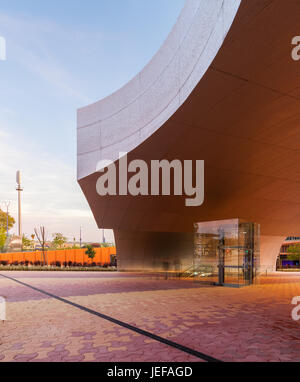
[16,171,23,237]
[102,229,106,244]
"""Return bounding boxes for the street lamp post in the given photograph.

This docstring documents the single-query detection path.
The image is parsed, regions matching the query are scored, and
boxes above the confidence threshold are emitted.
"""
[16,171,23,237]
[6,203,9,236]
[80,226,82,248]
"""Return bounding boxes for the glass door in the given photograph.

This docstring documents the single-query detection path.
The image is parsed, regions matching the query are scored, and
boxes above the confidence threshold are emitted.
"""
[194,219,260,288]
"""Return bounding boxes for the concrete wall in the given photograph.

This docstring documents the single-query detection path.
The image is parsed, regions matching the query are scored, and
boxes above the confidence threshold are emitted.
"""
[260,236,286,273]
[115,230,194,272]
[116,231,285,274]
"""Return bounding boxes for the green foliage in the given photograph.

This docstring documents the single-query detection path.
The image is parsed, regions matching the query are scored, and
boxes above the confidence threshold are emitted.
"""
[22,235,33,249]
[101,242,110,248]
[0,209,15,231]
[287,244,300,261]
[0,227,6,250]
[85,245,96,262]
[52,233,67,249]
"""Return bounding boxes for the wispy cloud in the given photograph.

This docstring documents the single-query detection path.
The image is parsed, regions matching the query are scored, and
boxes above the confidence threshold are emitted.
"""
[0,1,185,245]
[0,12,94,104]
[0,126,114,243]
[0,12,116,242]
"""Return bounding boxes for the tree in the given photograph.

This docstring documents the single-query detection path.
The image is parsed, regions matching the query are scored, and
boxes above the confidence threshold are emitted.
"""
[35,227,47,265]
[0,209,15,231]
[287,244,300,262]
[85,245,96,264]
[0,228,6,251]
[52,233,67,249]
[22,235,33,250]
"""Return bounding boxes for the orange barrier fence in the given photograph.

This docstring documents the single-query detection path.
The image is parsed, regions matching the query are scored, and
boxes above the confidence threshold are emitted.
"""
[0,247,117,265]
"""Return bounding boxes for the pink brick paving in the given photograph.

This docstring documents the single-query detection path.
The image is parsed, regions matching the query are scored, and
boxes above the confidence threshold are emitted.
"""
[0,271,299,362]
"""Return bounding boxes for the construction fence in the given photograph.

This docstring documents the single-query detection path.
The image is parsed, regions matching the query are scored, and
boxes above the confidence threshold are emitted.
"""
[0,247,117,266]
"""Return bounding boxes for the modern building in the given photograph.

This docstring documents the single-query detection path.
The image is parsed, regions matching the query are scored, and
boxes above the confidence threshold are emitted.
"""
[77,0,300,278]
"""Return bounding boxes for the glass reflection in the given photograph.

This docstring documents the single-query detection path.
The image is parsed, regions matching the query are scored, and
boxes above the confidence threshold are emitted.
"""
[194,219,260,287]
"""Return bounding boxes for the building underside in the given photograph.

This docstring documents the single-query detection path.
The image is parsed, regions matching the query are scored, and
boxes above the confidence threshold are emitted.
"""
[77,0,300,273]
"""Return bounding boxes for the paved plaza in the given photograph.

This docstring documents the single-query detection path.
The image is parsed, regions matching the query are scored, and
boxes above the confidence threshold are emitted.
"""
[0,271,299,362]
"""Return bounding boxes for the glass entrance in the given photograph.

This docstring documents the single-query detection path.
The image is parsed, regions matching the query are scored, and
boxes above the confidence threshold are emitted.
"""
[194,219,260,287]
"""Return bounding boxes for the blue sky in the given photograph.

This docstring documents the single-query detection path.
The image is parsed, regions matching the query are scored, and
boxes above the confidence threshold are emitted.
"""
[0,0,185,242]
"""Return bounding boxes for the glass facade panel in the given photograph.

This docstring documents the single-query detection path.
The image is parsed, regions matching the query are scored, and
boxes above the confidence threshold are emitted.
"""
[194,219,260,287]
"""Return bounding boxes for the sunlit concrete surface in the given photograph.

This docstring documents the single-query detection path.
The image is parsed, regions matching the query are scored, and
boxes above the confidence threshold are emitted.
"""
[77,0,300,272]
[0,271,300,362]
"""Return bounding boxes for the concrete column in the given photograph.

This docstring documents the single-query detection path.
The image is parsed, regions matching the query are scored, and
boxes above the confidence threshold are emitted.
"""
[114,230,194,272]
[260,235,286,273]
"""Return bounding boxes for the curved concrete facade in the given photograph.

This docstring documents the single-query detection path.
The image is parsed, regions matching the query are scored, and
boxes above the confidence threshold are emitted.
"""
[78,0,300,272]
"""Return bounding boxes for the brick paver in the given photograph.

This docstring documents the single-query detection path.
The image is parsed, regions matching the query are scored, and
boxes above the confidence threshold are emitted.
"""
[0,271,299,362]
